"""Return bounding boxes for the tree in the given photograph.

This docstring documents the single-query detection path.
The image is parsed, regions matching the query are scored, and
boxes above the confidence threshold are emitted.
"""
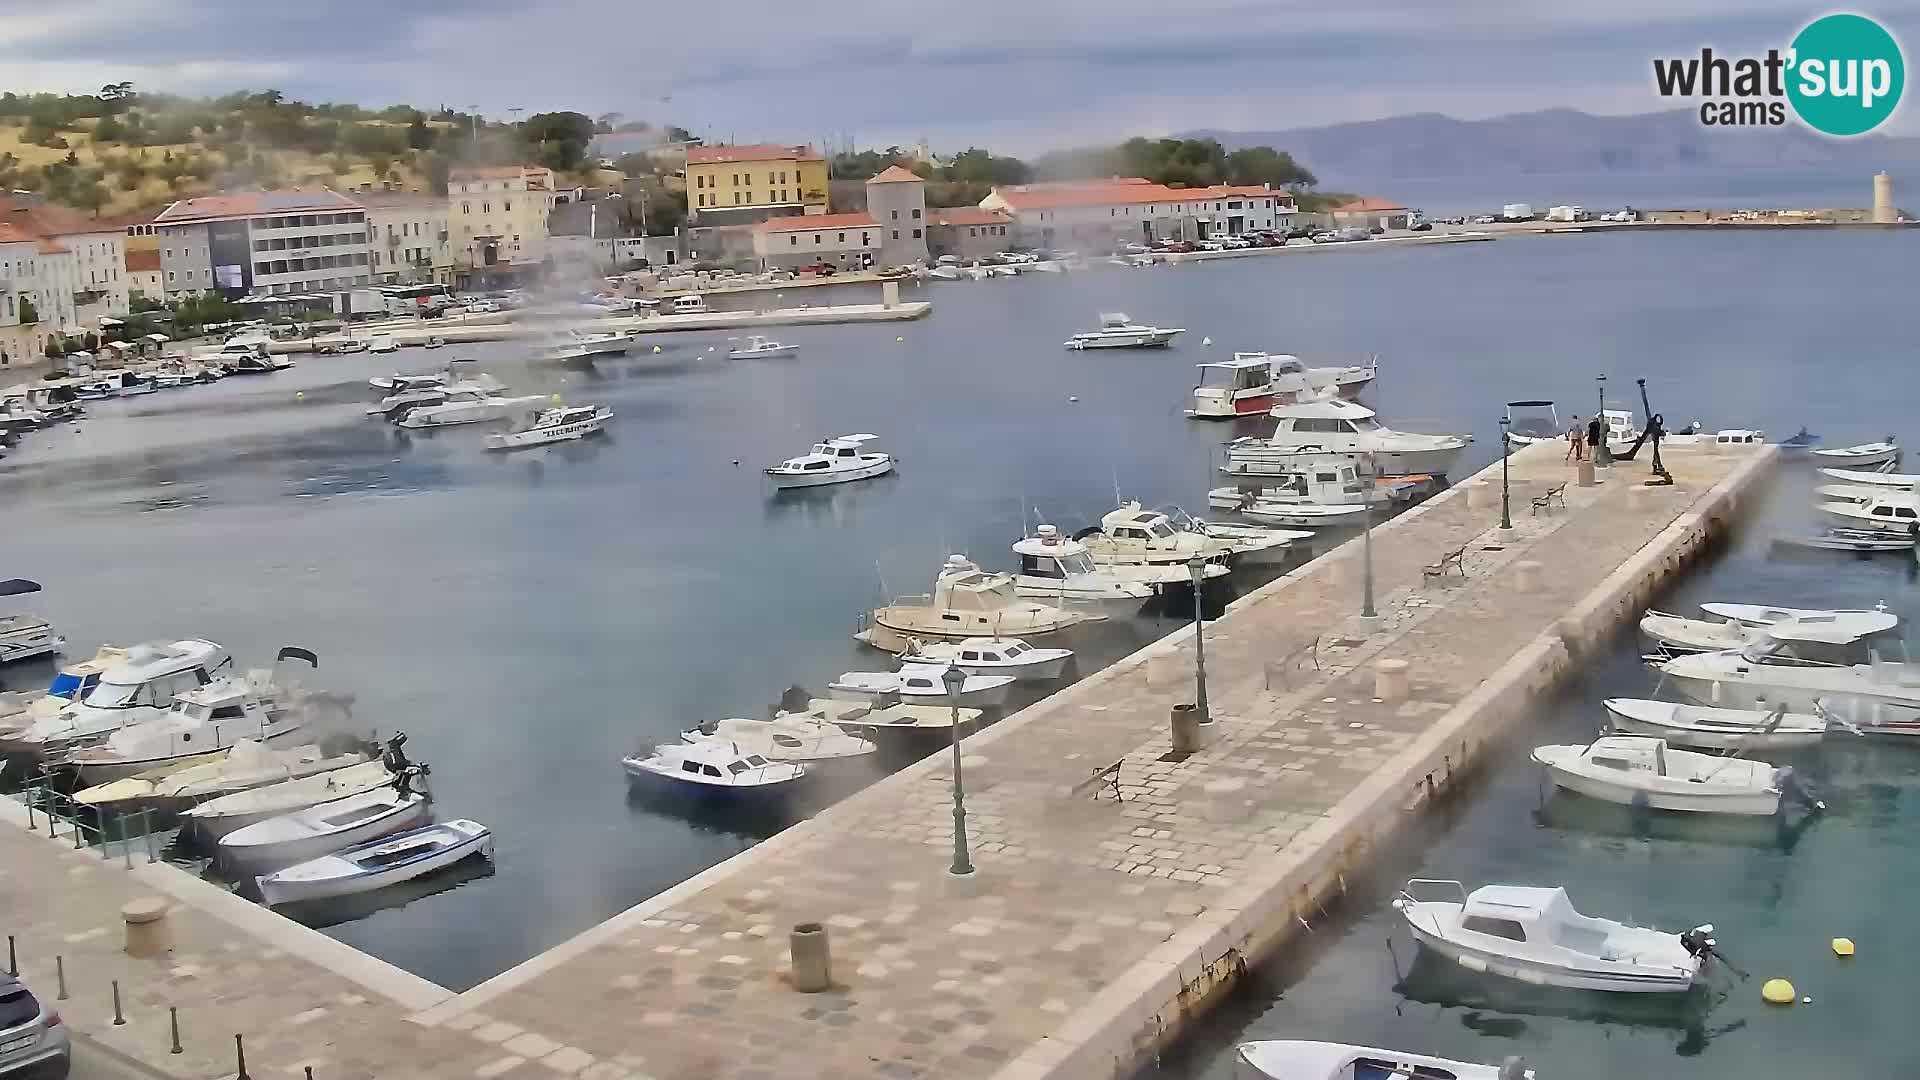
[71,179,108,214]
[92,115,129,143]
[81,331,100,351]
[518,111,594,172]
[405,112,435,151]
[425,151,451,195]
[1225,146,1316,189]
[664,125,694,144]
[45,336,63,359]
[99,81,136,114]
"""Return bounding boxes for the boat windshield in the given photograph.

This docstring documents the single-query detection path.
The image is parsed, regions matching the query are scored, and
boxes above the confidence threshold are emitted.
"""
[83,680,147,708]
[1059,551,1097,575]
[1348,414,1382,432]
[48,672,96,700]
[1146,520,1176,540]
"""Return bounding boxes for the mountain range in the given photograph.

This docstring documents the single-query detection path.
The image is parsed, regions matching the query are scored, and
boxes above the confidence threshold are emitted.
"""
[1189,109,1920,186]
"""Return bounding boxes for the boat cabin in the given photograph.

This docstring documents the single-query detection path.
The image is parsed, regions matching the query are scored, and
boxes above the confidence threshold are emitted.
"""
[77,640,232,713]
[1268,397,1386,435]
[1452,884,1581,946]
[1573,735,1676,779]
[1199,355,1274,392]
[1012,525,1099,581]
[773,433,881,473]
[670,294,708,314]
[162,679,265,725]
[1709,429,1764,445]
[955,640,1038,665]
[1099,507,1181,544]
[1741,616,1910,667]
[930,557,1022,613]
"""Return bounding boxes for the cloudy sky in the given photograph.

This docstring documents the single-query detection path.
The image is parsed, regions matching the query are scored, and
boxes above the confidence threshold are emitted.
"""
[0,0,1913,147]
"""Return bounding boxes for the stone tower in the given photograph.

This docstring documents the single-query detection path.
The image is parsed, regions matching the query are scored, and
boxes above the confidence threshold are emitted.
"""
[864,165,929,268]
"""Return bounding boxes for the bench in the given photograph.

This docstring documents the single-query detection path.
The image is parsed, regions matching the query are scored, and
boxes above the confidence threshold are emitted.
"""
[1530,482,1568,515]
[1071,759,1126,802]
[1422,543,1468,583]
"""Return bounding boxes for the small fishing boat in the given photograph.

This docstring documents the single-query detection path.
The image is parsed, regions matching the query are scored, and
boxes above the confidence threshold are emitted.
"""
[1531,735,1806,816]
[256,819,491,906]
[1816,489,1919,534]
[783,698,983,740]
[827,664,1015,708]
[1011,526,1198,603]
[1602,698,1831,750]
[63,677,307,784]
[1503,400,1563,445]
[680,716,876,766]
[1698,601,1893,627]
[1188,355,1315,419]
[1639,607,1898,656]
[620,740,806,798]
[220,772,430,870]
[1778,427,1822,457]
[1235,1040,1532,1080]
[423,336,447,350]
[71,741,370,811]
[766,434,893,489]
[0,578,63,665]
[1063,312,1184,350]
[182,759,399,838]
[1810,439,1900,468]
[0,638,238,757]
[1818,466,1917,489]
[860,556,1100,648]
[1074,503,1300,565]
[1655,635,1920,732]
[1393,879,1717,993]
[537,329,632,364]
[728,335,798,360]
[394,391,551,429]
[1774,529,1915,553]
[369,370,460,393]
[483,405,612,450]
[897,637,1072,681]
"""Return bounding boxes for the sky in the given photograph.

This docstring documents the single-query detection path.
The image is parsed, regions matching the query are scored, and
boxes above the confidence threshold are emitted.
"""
[0,0,1913,149]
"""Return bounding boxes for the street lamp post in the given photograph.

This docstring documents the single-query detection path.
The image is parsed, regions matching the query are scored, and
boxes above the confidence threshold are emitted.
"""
[1499,417,1514,530]
[942,664,974,877]
[1594,375,1611,466]
[1360,453,1378,618]
[1187,556,1211,724]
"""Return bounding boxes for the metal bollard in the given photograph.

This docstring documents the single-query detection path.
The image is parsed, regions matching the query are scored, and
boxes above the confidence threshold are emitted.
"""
[55,956,67,1000]
[24,791,34,831]
[111,980,125,1025]
[73,814,84,849]
[235,1034,251,1080]
[168,1007,182,1054]
[304,1068,314,1080]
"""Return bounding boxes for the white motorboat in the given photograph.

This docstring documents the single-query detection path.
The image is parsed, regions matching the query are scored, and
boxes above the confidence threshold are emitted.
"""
[680,716,876,766]
[1659,427,1766,450]
[1810,439,1900,468]
[729,335,798,360]
[621,740,806,797]
[1778,426,1822,456]
[394,391,551,429]
[669,294,709,314]
[1074,503,1300,566]
[860,556,1101,648]
[1639,607,1898,656]
[766,434,893,489]
[369,375,506,411]
[1393,879,1715,993]
[538,329,632,363]
[1655,633,1920,735]
[220,778,430,870]
[1235,1040,1532,1080]
[0,578,63,665]
[1531,735,1802,816]
[927,265,965,280]
[1230,399,1470,478]
[423,336,446,350]
[182,759,398,838]
[1603,698,1830,750]
[1775,528,1915,553]
[1239,500,1368,528]
[1818,466,1917,489]
[0,639,236,757]
[63,678,305,784]
[1286,354,1378,399]
[1223,461,1377,527]
[1698,601,1892,627]
[483,405,612,450]
[1189,355,1315,419]
[0,646,122,736]
[369,370,456,393]
[71,741,371,810]
[1012,526,1209,603]
[1063,312,1184,349]
[1503,399,1563,445]
[365,334,398,354]
[781,698,983,739]
[828,663,1016,709]
[256,819,490,906]
[897,637,1072,681]
[1817,489,1918,534]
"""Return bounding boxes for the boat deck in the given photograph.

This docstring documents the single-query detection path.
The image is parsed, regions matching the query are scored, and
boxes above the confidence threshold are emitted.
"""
[2,440,1772,1080]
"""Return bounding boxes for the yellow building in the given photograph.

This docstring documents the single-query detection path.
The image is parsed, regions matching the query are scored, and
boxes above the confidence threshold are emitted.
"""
[448,165,557,283]
[684,144,827,225]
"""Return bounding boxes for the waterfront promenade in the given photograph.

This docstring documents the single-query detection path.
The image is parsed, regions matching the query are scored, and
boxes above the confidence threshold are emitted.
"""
[2,440,1772,1080]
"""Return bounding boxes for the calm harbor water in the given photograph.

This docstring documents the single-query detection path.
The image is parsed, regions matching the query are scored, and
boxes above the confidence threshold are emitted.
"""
[2,225,1915,1080]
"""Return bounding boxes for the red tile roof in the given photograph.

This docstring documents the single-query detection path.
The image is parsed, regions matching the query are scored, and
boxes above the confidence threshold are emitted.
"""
[929,207,1010,227]
[687,143,822,166]
[153,189,364,223]
[125,249,161,272]
[35,237,67,254]
[753,213,877,233]
[0,221,34,244]
[449,165,554,180]
[0,195,115,237]
[986,178,1290,212]
[867,165,924,184]
[1329,196,1408,212]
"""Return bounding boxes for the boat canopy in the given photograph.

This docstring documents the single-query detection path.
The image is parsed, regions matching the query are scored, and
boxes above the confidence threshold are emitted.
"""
[1097,312,1132,327]
[0,578,44,598]
[1203,354,1277,371]
[1269,397,1378,420]
[822,433,879,450]
[1763,612,1900,644]
[1505,400,1556,408]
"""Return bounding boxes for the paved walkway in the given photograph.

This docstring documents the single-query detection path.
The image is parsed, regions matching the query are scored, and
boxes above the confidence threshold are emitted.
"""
[1,442,1768,1080]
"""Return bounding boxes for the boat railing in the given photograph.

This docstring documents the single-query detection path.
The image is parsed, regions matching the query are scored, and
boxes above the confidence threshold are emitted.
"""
[9,782,161,864]
[1398,878,1471,906]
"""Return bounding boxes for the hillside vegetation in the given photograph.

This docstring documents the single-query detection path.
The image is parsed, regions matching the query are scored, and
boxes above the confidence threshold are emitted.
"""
[0,85,606,217]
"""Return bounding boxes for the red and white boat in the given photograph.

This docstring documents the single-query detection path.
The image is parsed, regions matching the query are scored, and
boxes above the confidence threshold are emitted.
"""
[1189,354,1316,418]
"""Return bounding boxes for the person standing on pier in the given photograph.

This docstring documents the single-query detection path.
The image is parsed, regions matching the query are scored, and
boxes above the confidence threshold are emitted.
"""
[1566,415,1587,461]
[1587,414,1606,463]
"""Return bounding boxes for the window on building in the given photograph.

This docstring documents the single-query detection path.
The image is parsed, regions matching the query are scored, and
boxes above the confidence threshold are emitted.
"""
[482,202,490,214]
[254,261,271,276]
[462,202,470,213]
[813,234,821,244]
[890,209,898,221]
[862,233,871,245]
[504,199,511,212]
[912,228,921,239]
[788,235,797,246]
[734,193,742,205]
[891,229,899,240]
[165,248,173,258]
[837,232,845,242]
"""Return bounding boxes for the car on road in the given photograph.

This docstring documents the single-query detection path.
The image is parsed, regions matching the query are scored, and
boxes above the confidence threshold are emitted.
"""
[797,262,837,276]
[0,974,69,1080]
[1409,221,1434,232]
[1472,215,1498,225]
[461,300,498,314]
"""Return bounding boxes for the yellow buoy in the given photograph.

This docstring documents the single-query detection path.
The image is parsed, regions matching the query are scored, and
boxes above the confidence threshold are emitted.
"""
[1832,937,1855,957]
[896,336,904,342]
[295,391,304,399]
[652,345,661,353]
[1761,978,1795,1004]
[550,394,563,404]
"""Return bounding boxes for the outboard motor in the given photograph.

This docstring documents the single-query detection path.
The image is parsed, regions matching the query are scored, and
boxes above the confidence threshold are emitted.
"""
[1680,923,1718,961]
[1776,767,1826,812]
[1498,1058,1529,1080]
[382,731,412,772]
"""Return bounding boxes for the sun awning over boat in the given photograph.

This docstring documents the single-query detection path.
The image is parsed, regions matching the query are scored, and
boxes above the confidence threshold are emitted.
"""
[0,578,45,597]
[1506,400,1556,408]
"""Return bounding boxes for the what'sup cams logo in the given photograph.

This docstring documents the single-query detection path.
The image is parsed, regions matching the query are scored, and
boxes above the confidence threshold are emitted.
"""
[1653,13,1905,135]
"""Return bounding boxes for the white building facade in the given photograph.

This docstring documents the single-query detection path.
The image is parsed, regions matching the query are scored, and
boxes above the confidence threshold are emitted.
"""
[357,193,452,284]
[980,179,1298,250]
[0,228,42,367]
[750,213,879,272]
[153,191,373,297]
[449,166,557,282]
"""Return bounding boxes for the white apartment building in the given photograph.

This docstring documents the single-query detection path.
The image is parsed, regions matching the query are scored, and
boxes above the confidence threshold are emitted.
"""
[0,196,131,360]
[448,166,556,283]
[749,213,879,272]
[152,191,373,296]
[355,191,452,284]
[980,178,1298,249]
[0,224,42,367]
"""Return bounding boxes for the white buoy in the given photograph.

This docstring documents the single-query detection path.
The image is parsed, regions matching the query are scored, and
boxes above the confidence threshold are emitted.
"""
[1202,336,1213,346]
[1068,396,1079,403]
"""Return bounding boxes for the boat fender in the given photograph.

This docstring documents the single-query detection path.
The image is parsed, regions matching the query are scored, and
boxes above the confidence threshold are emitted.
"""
[1761,978,1795,1004]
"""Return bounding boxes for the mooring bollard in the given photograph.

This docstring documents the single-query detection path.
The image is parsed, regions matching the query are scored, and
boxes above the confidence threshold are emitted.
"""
[1170,702,1202,754]
[1576,457,1596,487]
[1513,560,1543,594]
[122,898,171,958]
[55,955,67,1000]
[6,935,15,976]
[73,814,84,849]
[169,1007,183,1054]
[235,1033,250,1080]
[111,980,125,1026]
[789,922,831,993]
[1374,658,1411,702]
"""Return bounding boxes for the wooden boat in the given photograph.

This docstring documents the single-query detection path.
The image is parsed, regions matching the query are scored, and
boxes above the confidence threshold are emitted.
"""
[256,819,490,905]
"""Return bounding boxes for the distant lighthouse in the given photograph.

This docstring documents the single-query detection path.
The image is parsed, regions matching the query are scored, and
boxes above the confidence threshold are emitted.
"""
[1873,171,1895,224]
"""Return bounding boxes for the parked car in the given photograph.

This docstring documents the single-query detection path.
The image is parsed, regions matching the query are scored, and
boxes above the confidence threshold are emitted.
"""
[1410,221,1434,232]
[1158,240,1195,253]
[1285,226,1317,240]
[462,300,498,314]
[797,262,837,276]
[1473,215,1498,225]
[0,974,69,1080]
[1310,231,1340,244]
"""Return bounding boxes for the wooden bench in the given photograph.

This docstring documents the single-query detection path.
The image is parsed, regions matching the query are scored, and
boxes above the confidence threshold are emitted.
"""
[1071,759,1126,802]
[1530,482,1567,515]
[1422,543,1469,583]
